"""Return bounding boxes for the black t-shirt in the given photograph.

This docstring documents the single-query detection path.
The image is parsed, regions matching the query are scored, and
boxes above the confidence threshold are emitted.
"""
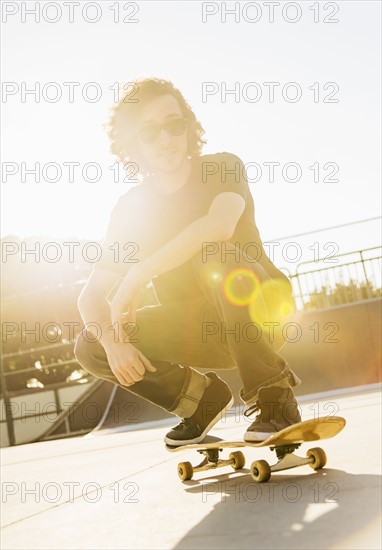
[96,151,288,302]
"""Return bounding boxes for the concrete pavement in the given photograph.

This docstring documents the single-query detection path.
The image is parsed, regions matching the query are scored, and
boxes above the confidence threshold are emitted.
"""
[1,386,381,550]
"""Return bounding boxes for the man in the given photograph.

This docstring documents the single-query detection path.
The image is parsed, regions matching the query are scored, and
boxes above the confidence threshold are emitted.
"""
[74,77,302,446]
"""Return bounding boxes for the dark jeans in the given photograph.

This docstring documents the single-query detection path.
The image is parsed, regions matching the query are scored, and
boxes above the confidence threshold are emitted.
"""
[74,245,301,418]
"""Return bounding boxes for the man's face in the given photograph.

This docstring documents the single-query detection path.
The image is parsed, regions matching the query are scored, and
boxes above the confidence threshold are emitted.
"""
[136,94,189,174]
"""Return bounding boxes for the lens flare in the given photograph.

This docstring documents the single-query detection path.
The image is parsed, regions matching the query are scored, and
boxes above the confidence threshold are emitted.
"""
[224,268,260,306]
[210,271,223,283]
[249,278,296,327]
[198,264,224,286]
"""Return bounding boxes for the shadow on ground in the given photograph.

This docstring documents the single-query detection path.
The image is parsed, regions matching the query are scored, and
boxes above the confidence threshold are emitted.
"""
[174,469,381,549]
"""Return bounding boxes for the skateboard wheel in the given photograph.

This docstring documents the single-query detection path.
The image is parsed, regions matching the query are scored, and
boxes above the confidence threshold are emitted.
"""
[307,447,327,470]
[250,460,271,483]
[229,451,245,470]
[178,461,193,481]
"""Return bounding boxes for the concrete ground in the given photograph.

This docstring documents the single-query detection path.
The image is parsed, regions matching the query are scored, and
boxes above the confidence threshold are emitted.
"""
[1,385,381,550]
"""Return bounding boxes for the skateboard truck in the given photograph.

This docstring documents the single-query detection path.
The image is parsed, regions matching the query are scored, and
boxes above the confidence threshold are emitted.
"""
[178,443,326,483]
[178,448,246,480]
[271,443,301,459]
[250,444,327,482]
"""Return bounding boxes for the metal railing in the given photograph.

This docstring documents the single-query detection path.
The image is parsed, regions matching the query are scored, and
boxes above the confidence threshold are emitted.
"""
[0,346,96,446]
[289,246,382,310]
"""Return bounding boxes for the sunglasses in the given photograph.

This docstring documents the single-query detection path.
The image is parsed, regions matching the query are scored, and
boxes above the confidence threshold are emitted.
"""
[137,117,187,144]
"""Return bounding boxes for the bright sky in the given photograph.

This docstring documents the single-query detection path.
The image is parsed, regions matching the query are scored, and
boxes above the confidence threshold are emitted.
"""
[1,0,381,269]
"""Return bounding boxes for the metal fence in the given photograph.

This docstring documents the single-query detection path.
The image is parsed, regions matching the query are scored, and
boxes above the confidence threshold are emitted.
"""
[289,246,382,311]
[0,343,95,446]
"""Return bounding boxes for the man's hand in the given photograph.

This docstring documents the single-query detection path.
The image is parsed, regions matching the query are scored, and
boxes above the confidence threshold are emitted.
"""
[104,340,157,387]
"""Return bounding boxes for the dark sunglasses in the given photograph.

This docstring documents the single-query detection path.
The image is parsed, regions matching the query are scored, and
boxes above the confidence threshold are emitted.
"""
[137,117,187,144]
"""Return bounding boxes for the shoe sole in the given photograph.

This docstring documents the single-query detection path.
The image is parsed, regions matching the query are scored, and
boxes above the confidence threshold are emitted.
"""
[244,430,276,443]
[164,395,235,446]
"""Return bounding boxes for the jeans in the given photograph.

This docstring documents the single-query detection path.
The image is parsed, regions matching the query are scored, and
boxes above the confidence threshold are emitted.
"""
[74,244,301,418]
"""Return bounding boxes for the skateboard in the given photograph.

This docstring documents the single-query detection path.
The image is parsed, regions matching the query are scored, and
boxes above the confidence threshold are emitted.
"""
[166,416,346,482]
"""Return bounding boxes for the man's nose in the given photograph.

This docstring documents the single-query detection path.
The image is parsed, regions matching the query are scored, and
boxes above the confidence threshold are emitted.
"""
[157,127,171,145]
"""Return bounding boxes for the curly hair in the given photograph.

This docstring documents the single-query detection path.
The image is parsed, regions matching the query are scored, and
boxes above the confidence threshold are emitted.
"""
[104,77,206,178]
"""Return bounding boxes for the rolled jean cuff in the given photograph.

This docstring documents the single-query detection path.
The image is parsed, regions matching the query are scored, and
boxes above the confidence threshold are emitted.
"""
[239,366,302,405]
[168,367,207,417]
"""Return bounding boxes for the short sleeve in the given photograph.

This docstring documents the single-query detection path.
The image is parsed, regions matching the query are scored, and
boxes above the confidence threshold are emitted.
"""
[205,151,248,201]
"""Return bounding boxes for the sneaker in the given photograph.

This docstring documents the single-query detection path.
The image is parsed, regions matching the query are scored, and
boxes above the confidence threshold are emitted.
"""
[164,371,234,446]
[244,386,302,442]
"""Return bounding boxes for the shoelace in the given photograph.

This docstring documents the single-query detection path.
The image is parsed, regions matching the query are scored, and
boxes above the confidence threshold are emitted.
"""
[244,399,283,428]
[173,418,195,431]
[243,401,260,418]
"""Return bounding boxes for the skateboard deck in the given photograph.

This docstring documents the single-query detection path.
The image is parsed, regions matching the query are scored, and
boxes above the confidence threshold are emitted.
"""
[166,416,346,482]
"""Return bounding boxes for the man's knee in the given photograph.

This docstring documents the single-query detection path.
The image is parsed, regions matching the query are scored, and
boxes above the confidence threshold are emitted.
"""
[196,242,250,267]
[74,334,103,377]
[195,242,277,285]
[192,243,253,282]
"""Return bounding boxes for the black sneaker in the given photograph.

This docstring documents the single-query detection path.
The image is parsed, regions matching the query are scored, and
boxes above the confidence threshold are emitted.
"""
[244,386,302,442]
[164,372,234,446]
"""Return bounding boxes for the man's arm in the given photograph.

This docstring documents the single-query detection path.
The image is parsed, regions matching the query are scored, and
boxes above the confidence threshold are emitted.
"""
[77,268,122,348]
[138,192,244,283]
[110,192,245,330]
